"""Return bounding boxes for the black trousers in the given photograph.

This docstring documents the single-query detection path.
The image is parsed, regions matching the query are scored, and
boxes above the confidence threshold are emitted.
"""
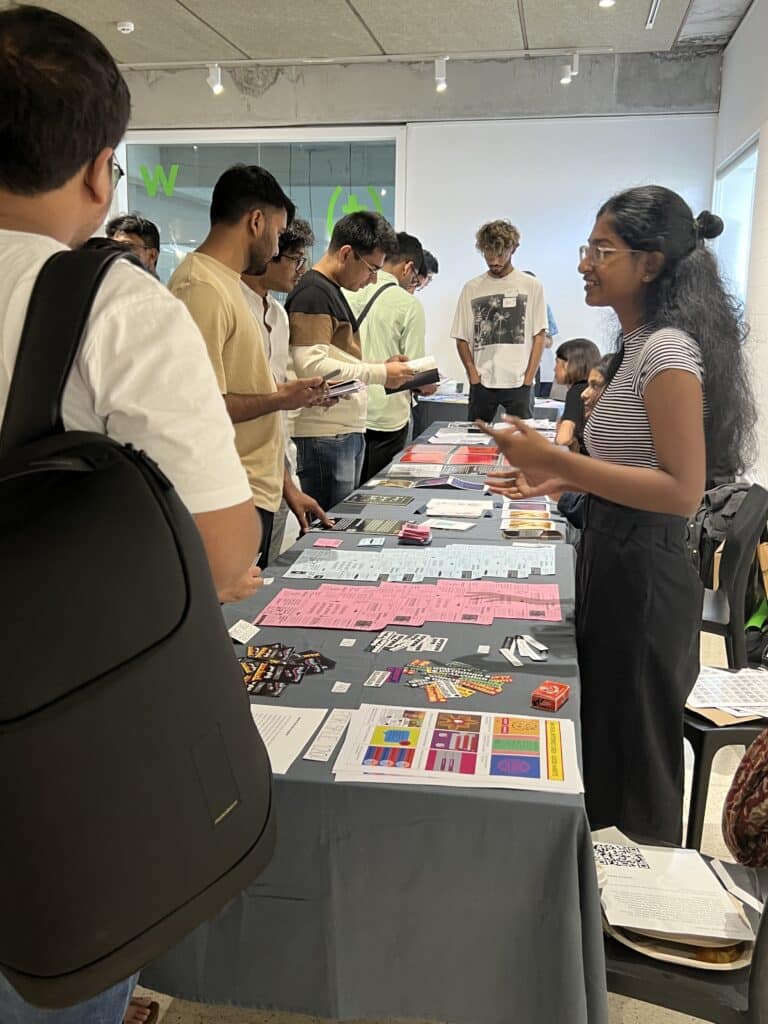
[361,423,410,483]
[255,507,274,571]
[576,496,703,844]
[468,382,533,422]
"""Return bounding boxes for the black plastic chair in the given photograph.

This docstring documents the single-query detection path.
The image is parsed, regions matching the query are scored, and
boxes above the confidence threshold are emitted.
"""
[699,484,768,669]
[685,484,768,850]
[605,863,768,1022]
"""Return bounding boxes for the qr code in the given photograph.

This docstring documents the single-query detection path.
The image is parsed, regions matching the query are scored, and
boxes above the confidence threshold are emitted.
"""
[593,843,651,869]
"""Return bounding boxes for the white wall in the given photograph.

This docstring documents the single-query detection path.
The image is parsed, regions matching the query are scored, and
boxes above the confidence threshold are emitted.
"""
[715,0,768,167]
[716,0,768,483]
[405,115,717,380]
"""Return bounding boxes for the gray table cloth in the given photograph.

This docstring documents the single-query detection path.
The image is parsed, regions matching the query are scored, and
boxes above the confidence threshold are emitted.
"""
[141,424,608,1024]
[413,396,560,434]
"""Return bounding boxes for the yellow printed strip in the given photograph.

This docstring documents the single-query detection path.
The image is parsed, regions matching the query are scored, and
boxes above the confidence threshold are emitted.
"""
[545,720,564,782]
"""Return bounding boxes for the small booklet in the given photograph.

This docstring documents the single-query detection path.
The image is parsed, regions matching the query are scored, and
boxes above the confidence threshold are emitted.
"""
[328,378,365,397]
[385,355,441,395]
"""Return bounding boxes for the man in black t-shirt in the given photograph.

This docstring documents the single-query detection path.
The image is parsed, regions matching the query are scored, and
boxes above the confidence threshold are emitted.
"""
[285,212,414,508]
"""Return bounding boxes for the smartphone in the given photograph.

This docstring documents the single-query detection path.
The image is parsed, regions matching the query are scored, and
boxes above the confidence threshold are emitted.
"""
[323,369,341,381]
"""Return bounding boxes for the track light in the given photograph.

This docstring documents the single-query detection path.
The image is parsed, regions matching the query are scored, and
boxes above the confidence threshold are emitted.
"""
[206,63,224,95]
[434,57,447,93]
[560,54,579,86]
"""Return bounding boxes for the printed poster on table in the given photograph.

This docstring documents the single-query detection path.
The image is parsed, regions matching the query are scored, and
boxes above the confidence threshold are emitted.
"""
[333,704,583,793]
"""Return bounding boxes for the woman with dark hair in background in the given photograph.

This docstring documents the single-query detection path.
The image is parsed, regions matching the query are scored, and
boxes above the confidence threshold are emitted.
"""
[581,354,614,417]
[553,337,602,450]
[480,185,755,843]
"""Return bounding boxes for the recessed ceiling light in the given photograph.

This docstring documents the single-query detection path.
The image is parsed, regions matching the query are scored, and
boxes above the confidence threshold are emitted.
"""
[598,0,616,7]
[645,0,661,29]
[116,20,134,34]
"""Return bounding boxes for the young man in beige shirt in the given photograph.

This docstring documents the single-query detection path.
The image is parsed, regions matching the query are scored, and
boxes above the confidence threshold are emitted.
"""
[170,164,329,567]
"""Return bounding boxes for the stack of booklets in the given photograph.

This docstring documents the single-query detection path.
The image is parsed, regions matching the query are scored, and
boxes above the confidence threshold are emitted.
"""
[501,497,565,539]
[397,521,432,546]
[593,828,757,971]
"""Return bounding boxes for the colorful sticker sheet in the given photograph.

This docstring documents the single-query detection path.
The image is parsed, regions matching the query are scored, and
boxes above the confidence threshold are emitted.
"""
[254,579,562,631]
[333,704,583,793]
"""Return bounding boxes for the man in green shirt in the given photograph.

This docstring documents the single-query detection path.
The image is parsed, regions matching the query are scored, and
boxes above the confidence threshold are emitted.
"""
[346,232,432,481]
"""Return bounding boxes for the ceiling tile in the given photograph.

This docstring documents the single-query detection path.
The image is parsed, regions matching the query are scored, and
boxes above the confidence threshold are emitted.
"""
[0,0,247,61]
[678,0,752,42]
[350,0,524,54]
[524,0,693,53]
[180,0,382,59]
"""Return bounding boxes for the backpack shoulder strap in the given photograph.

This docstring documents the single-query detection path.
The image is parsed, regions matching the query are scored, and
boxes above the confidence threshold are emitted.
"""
[355,281,397,331]
[0,247,129,457]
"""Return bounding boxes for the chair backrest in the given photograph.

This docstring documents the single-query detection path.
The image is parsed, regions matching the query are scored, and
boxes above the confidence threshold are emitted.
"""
[747,892,768,1022]
[719,485,768,668]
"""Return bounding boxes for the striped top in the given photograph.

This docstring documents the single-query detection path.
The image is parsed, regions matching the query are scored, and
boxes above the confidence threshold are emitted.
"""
[584,323,704,468]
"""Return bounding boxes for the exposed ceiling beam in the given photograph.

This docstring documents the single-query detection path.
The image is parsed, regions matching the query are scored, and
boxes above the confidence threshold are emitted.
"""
[118,45,618,71]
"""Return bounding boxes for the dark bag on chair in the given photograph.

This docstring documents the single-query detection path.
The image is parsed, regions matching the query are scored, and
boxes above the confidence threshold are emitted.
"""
[0,249,275,1008]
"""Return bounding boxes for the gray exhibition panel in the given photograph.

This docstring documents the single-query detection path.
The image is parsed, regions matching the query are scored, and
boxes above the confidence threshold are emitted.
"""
[141,428,608,1024]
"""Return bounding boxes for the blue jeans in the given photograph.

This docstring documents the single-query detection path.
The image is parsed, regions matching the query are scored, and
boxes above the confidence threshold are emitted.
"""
[0,972,139,1024]
[296,433,364,511]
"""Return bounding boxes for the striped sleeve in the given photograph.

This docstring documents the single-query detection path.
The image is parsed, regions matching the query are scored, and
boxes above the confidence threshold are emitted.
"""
[634,328,704,397]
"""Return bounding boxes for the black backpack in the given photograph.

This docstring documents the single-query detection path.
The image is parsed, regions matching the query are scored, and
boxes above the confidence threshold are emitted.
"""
[689,483,752,588]
[0,249,275,1008]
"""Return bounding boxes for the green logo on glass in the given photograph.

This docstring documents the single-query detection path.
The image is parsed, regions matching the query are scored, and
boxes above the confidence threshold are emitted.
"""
[139,164,179,198]
[326,186,385,238]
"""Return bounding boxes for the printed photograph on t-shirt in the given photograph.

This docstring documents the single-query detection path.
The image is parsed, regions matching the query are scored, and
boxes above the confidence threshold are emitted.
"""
[471,293,527,348]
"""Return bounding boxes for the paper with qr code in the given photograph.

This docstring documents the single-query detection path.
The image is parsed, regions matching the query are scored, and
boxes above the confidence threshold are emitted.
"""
[332,704,582,793]
[592,829,753,943]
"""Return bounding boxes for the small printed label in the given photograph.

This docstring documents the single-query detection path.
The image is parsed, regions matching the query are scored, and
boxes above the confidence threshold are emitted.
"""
[303,709,352,762]
[340,638,357,647]
[332,681,351,694]
[228,620,260,644]
[364,670,390,688]
[477,644,491,655]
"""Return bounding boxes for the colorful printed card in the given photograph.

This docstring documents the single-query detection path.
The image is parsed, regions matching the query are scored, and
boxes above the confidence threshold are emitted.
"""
[333,704,583,793]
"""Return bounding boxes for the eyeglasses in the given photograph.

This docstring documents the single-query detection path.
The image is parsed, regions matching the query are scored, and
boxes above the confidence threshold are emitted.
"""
[579,243,646,265]
[111,155,125,190]
[354,251,384,275]
[276,253,307,271]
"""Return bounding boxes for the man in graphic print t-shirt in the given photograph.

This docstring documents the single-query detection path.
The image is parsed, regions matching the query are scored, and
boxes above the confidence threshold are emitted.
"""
[451,219,547,422]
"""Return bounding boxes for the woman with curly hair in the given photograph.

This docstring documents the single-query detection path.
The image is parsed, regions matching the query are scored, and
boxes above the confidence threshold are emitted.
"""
[481,185,756,843]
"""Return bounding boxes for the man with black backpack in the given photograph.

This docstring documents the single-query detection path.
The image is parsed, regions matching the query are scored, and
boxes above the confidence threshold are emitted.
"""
[0,6,267,1022]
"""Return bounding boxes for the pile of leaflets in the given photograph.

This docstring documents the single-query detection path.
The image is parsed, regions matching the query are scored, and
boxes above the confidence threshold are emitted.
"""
[399,657,515,703]
[593,828,756,971]
[238,642,335,699]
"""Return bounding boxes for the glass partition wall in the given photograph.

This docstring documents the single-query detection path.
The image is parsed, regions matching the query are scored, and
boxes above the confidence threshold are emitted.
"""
[114,128,404,283]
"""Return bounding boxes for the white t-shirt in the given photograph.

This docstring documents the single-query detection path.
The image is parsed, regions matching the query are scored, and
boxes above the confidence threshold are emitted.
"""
[0,230,250,514]
[450,269,547,388]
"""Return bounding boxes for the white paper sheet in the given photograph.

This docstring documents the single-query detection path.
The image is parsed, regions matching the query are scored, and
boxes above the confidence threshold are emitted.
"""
[333,704,583,793]
[284,543,556,582]
[593,832,754,943]
[687,666,768,709]
[425,499,494,518]
[249,706,328,775]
